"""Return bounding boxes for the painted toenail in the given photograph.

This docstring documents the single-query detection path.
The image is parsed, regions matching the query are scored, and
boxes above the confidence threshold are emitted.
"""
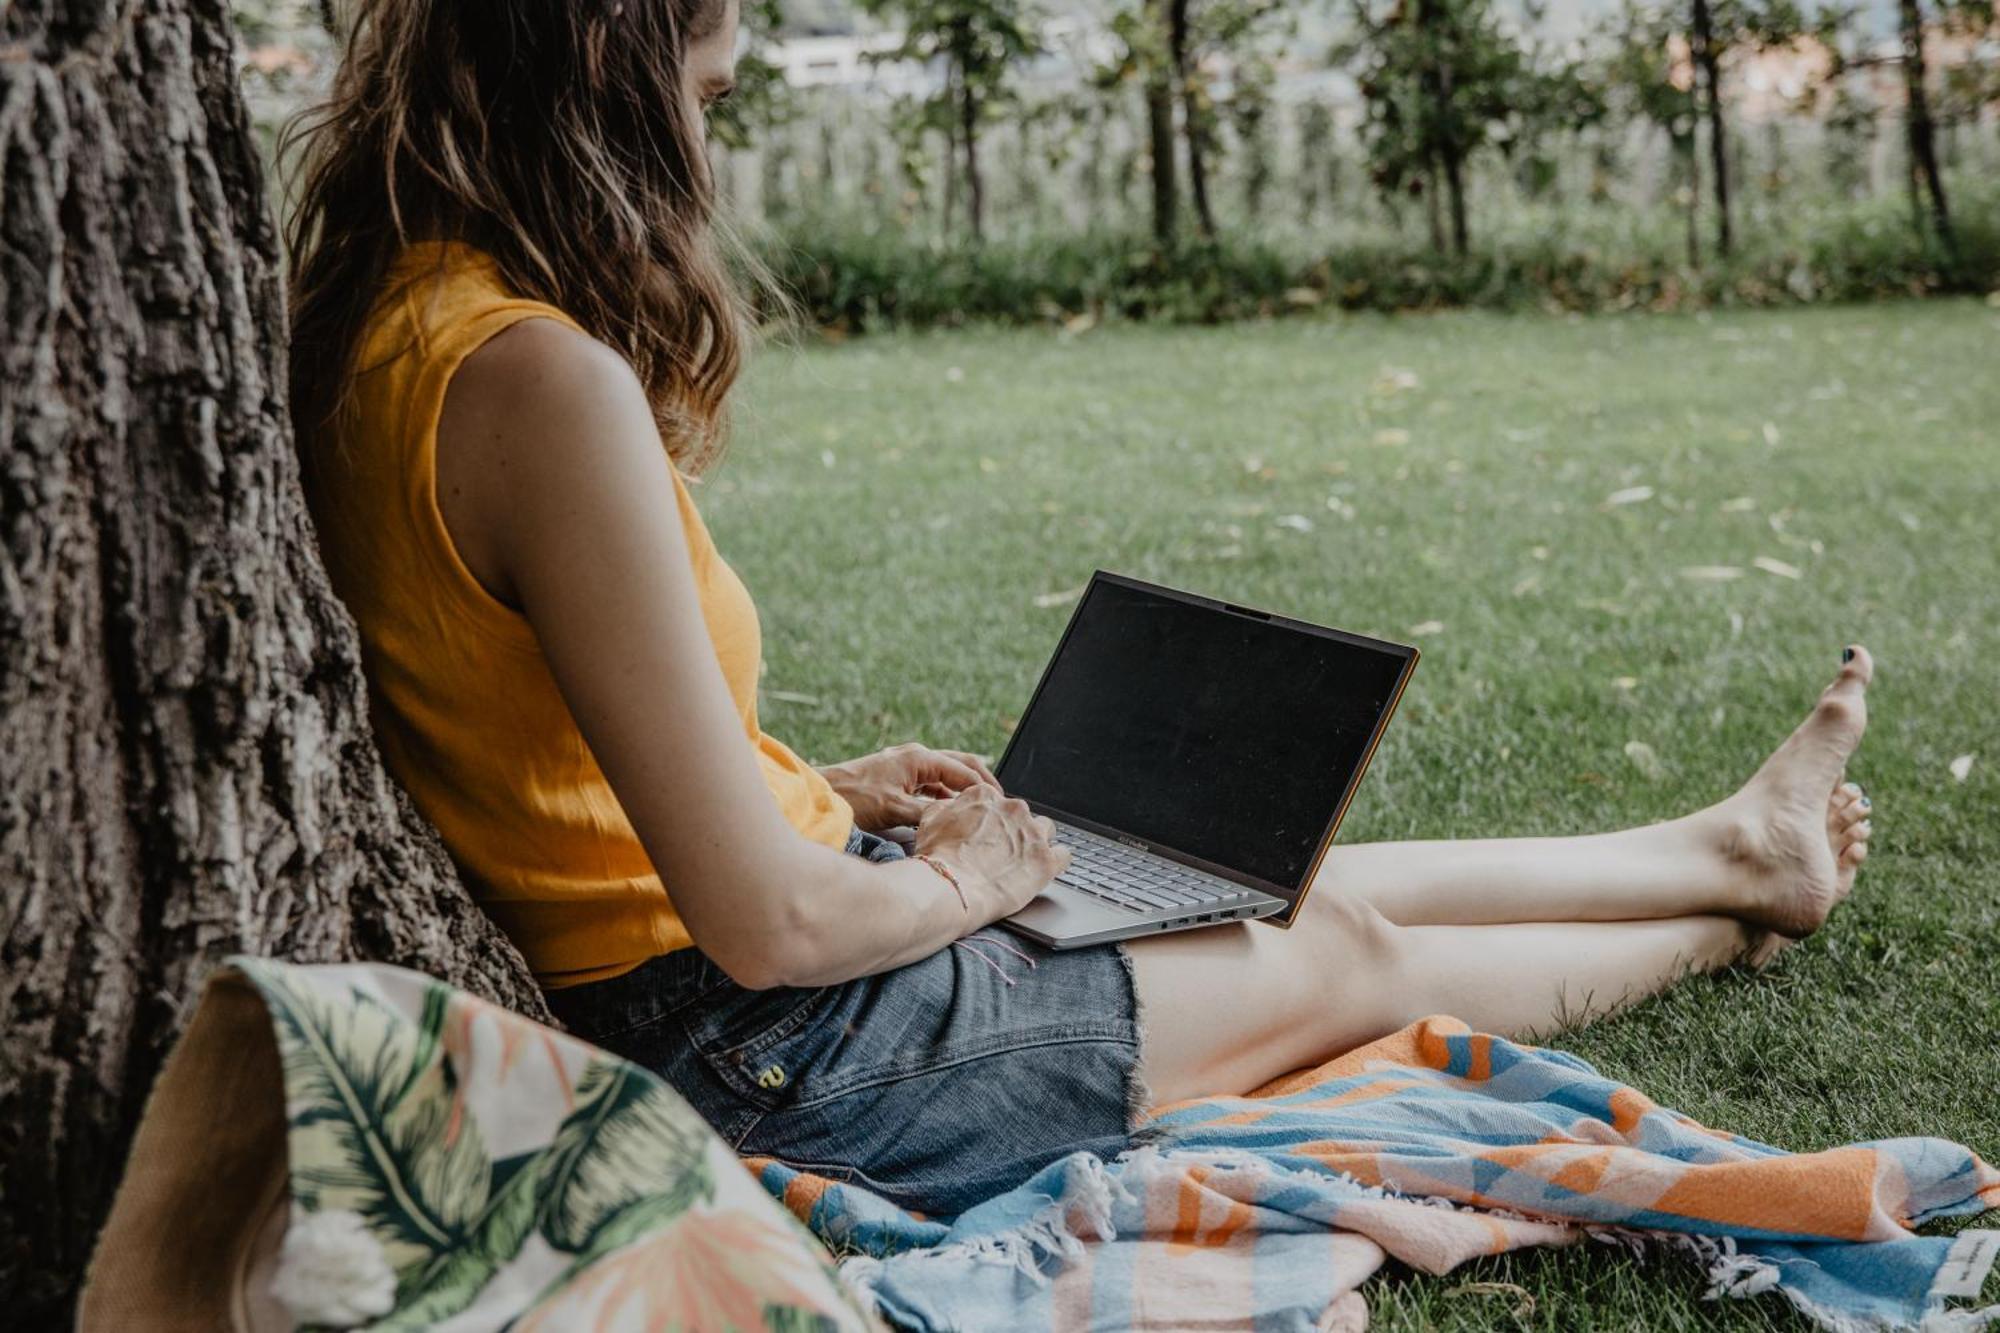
[1842,647,1855,663]
[1859,796,1871,809]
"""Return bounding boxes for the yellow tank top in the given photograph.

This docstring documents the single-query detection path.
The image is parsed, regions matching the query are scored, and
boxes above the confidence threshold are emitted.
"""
[303,240,853,988]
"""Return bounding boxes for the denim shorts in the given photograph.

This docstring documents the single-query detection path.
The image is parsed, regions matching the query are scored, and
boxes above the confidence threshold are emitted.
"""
[545,828,1148,1216]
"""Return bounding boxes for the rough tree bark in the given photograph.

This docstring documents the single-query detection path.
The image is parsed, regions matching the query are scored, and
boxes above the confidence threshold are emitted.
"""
[1896,0,1954,249]
[0,0,550,1321]
[1689,0,1734,257]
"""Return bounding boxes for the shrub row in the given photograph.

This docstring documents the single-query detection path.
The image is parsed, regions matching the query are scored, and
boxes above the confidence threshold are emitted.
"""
[747,190,2000,331]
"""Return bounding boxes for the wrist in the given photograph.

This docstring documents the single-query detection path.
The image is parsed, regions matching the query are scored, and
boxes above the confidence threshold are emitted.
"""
[912,853,970,913]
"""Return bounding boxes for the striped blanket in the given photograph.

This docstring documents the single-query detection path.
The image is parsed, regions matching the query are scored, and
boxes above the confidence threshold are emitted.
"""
[754,1016,2000,1332]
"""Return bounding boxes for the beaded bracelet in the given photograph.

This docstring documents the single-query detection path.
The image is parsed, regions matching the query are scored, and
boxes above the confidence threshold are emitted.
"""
[912,853,969,912]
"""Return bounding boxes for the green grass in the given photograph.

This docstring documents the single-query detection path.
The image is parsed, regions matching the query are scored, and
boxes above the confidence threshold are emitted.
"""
[703,299,2000,1330]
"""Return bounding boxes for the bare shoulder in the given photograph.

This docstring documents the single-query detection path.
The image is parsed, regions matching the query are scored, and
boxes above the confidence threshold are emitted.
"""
[447,317,651,444]
[437,317,679,604]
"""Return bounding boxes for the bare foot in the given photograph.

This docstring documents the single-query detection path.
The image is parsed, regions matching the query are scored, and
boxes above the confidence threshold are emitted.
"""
[1707,646,1875,943]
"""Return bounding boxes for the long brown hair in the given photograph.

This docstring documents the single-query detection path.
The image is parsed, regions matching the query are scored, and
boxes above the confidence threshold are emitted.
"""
[285,0,743,472]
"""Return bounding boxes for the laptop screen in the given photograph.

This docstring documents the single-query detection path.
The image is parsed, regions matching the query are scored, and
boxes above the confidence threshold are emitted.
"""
[996,575,1414,894]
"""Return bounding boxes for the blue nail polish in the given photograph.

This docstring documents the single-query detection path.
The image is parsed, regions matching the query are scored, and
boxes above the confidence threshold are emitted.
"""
[1860,796,1871,809]
[1842,647,1855,663]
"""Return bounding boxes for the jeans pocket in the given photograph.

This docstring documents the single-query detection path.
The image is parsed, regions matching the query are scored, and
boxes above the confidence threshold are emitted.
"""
[684,981,835,1111]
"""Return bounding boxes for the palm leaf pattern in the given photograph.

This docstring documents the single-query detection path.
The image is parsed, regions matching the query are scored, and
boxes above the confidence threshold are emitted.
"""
[253,963,492,1281]
[232,959,877,1332]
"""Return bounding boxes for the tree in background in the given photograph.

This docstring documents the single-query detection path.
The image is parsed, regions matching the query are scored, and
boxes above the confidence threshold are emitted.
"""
[1,0,547,1320]
[1895,0,1954,247]
[1295,100,1341,225]
[1605,0,1705,263]
[862,0,1044,240]
[1686,0,1735,253]
[1179,0,1292,237]
[1341,0,1541,255]
[1102,0,1183,245]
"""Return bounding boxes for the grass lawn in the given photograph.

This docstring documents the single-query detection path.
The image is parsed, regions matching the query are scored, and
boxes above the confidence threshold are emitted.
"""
[704,299,2000,1330]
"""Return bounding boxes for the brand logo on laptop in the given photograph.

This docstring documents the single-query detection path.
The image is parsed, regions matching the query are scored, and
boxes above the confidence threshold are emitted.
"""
[1114,835,1149,852]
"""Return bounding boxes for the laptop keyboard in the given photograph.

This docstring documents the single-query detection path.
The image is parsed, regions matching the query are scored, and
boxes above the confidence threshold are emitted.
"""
[1051,825,1253,914]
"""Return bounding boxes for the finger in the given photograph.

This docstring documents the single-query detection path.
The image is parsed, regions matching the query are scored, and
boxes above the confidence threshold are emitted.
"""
[941,750,1002,789]
[911,750,988,794]
[1033,815,1056,842]
[881,794,931,826]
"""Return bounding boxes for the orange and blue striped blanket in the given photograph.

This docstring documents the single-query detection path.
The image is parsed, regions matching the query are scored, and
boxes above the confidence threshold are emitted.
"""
[754,1016,2000,1331]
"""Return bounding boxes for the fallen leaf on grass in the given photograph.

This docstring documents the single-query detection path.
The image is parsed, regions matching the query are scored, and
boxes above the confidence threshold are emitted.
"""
[1753,556,1803,580]
[1762,422,1782,446]
[1604,485,1655,507]
[1372,428,1411,447]
[1033,586,1086,609]
[1612,676,1638,691]
[1720,496,1758,513]
[1680,565,1745,582]
[1372,366,1422,394]
[1274,513,1314,533]
[1511,574,1542,598]
[1446,1281,1535,1319]
[1407,620,1445,636]
[1624,740,1667,780]
[765,689,822,706]
[1949,754,1976,783]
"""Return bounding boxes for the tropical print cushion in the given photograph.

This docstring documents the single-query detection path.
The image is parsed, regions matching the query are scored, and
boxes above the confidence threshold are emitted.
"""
[86,957,879,1333]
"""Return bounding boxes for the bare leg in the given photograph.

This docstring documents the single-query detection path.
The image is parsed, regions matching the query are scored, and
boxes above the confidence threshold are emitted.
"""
[1131,899,1755,1105]
[1129,649,1879,1105]
[1312,648,1875,934]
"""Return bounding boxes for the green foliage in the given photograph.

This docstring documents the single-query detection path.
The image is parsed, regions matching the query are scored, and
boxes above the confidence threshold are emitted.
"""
[709,0,795,151]
[751,177,2000,331]
[1339,0,1603,252]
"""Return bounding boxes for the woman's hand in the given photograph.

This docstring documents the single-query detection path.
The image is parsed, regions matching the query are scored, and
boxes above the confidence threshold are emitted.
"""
[912,786,1071,919]
[819,742,1002,833]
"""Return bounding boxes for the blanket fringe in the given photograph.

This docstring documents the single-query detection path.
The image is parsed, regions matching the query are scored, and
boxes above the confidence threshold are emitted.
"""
[845,1153,1134,1287]
[1585,1226,2000,1333]
[836,1146,1998,1333]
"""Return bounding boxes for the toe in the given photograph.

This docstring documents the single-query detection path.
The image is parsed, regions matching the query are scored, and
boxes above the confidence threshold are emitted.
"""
[1833,644,1874,689]
[1840,839,1869,869]
[1834,800,1870,834]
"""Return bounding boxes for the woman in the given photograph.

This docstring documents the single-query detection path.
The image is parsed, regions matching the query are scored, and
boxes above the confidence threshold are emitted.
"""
[288,0,1874,1215]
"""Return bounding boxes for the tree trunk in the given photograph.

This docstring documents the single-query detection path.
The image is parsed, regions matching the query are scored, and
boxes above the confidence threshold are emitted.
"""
[1442,146,1470,256]
[1682,132,1702,267]
[1897,0,1954,248]
[960,71,985,243]
[1144,0,1179,246]
[0,0,549,1320]
[1424,158,1448,252]
[1169,0,1215,240]
[1690,0,1733,257]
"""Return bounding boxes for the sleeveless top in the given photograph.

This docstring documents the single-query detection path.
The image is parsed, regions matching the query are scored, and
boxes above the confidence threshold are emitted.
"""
[302,240,853,988]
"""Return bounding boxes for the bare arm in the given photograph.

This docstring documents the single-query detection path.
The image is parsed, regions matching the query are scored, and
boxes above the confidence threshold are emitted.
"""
[436,319,1065,989]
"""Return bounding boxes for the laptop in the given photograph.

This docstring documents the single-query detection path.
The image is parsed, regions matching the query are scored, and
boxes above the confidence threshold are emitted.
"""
[993,571,1418,949]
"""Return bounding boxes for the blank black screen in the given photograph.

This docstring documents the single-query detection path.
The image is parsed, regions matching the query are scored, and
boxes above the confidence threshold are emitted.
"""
[997,579,1410,889]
